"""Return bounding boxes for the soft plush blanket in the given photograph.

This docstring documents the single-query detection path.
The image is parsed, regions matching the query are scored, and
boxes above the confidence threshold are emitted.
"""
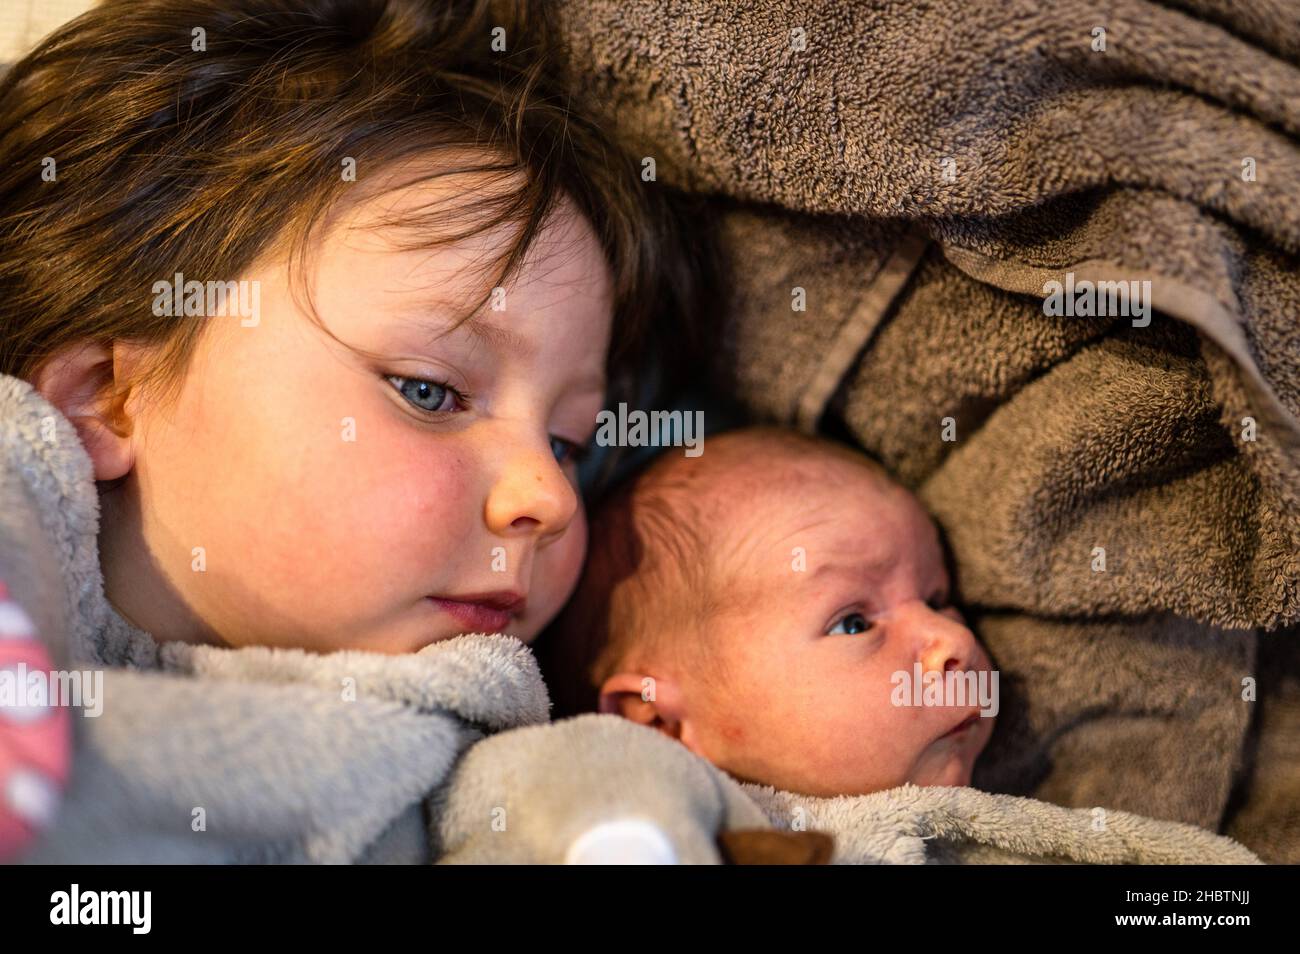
[436,714,1259,864]
[548,0,1300,862]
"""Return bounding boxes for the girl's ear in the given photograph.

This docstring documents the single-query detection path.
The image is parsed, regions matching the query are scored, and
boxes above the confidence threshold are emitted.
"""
[31,340,143,482]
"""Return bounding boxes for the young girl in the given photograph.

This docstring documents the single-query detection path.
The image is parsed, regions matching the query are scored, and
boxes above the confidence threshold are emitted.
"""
[0,0,714,860]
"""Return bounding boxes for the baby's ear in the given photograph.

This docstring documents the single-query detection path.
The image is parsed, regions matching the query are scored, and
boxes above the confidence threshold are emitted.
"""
[31,340,142,482]
[597,670,686,740]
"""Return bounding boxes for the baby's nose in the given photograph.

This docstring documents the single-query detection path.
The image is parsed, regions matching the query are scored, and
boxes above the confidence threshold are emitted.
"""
[912,606,980,675]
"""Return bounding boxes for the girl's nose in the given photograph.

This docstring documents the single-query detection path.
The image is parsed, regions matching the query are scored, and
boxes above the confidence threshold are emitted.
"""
[483,436,579,543]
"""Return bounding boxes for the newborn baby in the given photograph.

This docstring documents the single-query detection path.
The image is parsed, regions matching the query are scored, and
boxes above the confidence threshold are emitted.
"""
[540,426,997,797]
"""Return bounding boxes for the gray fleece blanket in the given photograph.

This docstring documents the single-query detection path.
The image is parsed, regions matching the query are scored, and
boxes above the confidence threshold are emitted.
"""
[436,714,1259,864]
[548,0,1300,862]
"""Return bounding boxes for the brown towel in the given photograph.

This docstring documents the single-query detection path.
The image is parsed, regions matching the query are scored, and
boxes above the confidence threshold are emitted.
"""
[554,0,1300,859]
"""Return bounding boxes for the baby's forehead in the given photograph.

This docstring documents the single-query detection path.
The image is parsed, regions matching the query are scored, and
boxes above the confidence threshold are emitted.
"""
[727,481,910,566]
[723,444,898,510]
[616,438,941,627]
[667,448,919,569]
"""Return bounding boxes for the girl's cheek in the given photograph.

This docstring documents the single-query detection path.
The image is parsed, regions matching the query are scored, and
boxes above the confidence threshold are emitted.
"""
[531,506,589,634]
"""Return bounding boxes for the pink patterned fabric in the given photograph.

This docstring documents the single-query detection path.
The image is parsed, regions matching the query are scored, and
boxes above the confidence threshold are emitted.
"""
[0,581,70,861]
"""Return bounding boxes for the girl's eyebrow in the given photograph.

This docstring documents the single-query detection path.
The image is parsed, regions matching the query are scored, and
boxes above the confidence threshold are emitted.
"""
[393,308,532,359]
[463,316,534,360]
[462,315,608,395]
[396,311,607,395]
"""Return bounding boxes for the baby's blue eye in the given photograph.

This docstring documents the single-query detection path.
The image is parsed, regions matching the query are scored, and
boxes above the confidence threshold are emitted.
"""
[387,375,458,413]
[828,612,871,635]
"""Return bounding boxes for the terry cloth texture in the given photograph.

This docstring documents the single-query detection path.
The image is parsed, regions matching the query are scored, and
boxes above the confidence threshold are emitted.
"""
[550,0,1300,862]
[740,779,1262,864]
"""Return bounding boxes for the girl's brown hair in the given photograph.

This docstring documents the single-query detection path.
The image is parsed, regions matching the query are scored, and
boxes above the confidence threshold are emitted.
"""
[0,0,718,417]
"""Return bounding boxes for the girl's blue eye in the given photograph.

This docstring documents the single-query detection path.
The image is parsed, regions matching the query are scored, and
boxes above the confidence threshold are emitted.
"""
[828,612,871,636]
[550,436,590,465]
[387,375,459,413]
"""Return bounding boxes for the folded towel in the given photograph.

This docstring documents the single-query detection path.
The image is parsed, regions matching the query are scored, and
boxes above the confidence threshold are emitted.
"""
[550,0,1300,860]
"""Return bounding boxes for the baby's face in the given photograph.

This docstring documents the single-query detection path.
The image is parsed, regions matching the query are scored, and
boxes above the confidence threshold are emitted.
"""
[688,463,995,795]
[99,160,610,653]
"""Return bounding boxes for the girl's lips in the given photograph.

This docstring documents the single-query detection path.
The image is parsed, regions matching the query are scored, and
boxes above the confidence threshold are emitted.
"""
[426,597,516,634]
